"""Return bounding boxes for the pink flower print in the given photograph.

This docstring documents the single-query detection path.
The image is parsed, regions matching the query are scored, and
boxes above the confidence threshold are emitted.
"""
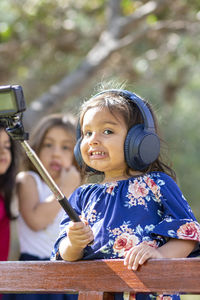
[106,182,118,194]
[113,233,139,257]
[141,240,158,248]
[177,222,200,241]
[145,177,159,194]
[128,180,148,199]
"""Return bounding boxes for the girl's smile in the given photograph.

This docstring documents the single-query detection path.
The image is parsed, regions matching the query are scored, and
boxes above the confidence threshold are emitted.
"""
[80,106,128,180]
[89,149,106,158]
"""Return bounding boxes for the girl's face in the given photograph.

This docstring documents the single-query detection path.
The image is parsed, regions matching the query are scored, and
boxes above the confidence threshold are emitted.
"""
[0,130,12,175]
[39,126,74,181]
[81,107,128,181]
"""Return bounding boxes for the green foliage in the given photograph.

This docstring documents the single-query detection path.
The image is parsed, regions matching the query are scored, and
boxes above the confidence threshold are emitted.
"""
[121,0,138,15]
[161,88,200,220]
[0,0,107,101]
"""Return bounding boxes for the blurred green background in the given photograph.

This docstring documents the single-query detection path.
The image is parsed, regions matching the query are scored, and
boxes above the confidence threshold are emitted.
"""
[2,0,199,216]
[1,1,200,297]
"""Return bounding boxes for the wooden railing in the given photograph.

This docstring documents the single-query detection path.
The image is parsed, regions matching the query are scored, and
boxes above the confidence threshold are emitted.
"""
[0,258,200,299]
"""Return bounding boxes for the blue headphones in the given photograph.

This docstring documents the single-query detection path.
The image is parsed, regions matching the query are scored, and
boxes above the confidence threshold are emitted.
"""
[74,89,160,171]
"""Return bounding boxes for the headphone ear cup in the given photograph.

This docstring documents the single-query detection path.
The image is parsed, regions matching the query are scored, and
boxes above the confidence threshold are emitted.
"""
[124,124,160,170]
[74,138,83,168]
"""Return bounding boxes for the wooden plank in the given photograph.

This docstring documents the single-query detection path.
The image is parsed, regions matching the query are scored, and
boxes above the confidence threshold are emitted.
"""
[78,292,104,300]
[0,259,200,294]
[78,292,114,300]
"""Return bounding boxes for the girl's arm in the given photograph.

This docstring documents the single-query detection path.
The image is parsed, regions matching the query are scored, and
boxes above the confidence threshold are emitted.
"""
[59,221,94,261]
[17,167,80,231]
[17,173,61,231]
[124,238,197,271]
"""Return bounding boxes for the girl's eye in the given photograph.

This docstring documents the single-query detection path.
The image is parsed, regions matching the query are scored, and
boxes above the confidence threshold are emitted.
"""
[5,144,11,150]
[84,131,92,137]
[42,143,52,148]
[62,145,71,151]
[104,129,113,135]
[3,146,11,152]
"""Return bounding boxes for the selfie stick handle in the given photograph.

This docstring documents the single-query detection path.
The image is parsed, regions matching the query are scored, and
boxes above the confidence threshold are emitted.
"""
[20,140,81,222]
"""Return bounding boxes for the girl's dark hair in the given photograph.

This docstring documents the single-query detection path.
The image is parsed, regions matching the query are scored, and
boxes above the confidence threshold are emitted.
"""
[22,113,78,173]
[79,90,176,181]
[0,127,19,219]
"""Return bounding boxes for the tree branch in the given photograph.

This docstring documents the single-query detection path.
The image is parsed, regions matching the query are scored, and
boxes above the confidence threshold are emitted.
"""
[22,0,197,129]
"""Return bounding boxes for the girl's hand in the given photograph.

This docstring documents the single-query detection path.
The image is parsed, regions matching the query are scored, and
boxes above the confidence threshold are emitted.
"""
[124,242,163,271]
[66,220,94,250]
[59,166,81,197]
[59,219,94,261]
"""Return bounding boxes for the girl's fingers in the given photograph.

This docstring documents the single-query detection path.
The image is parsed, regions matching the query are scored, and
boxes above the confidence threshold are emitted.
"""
[68,220,91,233]
[133,248,151,270]
[124,248,134,266]
[138,251,151,265]
[68,221,84,229]
[76,236,93,248]
[68,231,93,248]
[67,220,94,247]
[124,244,154,271]
[130,247,146,270]
[69,226,92,238]
[124,247,138,269]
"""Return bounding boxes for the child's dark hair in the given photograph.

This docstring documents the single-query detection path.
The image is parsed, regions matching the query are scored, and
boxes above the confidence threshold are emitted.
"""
[22,113,78,173]
[79,90,176,181]
[0,127,19,219]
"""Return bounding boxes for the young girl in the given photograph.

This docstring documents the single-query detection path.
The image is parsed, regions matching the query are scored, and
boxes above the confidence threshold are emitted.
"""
[0,126,18,262]
[52,90,200,300]
[4,114,80,300]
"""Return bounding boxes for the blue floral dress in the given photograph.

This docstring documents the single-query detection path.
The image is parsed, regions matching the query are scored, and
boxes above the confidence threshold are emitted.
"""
[52,172,200,300]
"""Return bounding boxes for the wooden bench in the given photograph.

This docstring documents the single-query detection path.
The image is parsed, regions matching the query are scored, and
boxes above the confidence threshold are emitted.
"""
[0,258,200,299]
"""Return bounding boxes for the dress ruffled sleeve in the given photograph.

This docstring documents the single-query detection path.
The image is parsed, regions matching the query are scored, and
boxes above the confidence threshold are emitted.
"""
[151,173,200,249]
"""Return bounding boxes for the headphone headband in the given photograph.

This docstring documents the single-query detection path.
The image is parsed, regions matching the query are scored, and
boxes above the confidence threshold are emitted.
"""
[92,89,156,133]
